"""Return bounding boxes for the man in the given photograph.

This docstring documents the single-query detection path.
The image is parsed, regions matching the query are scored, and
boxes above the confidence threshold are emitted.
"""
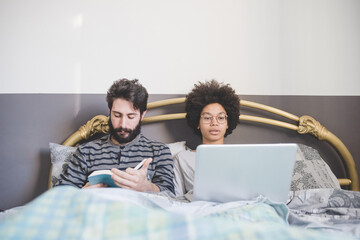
[57,79,174,194]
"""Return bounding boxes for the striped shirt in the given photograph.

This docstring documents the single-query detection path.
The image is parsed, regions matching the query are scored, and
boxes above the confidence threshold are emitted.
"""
[57,134,174,194]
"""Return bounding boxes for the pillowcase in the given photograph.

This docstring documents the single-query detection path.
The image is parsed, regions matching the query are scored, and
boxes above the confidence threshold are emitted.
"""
[290,144,340,191]
[49,143,77,187]
[166,141,190,157]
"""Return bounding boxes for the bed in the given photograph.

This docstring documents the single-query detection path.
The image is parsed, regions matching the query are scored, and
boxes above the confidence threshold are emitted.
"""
[0,97,359,239]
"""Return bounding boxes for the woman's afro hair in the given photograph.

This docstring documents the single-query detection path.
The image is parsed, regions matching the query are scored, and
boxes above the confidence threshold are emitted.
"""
[185,80,240,137]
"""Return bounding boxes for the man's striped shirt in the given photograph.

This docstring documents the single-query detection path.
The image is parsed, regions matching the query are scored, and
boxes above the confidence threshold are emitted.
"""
[57,134,174,194]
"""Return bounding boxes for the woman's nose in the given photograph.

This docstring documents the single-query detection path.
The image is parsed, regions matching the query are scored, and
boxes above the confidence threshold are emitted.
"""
[210,117,218,125]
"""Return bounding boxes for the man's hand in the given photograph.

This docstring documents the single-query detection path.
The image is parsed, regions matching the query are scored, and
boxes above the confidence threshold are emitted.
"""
[110,158,160,192]
[82,182,107,189]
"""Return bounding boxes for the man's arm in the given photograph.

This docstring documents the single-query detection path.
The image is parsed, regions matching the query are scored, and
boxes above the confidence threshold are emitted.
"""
[150,145,175,194]
[111,158,160,192]
[110,145,174,194]
[56,148,88,188]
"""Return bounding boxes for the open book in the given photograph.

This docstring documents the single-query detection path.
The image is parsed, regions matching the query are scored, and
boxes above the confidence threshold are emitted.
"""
[88,170,119,187]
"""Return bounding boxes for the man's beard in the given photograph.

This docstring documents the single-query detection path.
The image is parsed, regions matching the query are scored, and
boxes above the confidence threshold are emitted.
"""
[108,118,141,144]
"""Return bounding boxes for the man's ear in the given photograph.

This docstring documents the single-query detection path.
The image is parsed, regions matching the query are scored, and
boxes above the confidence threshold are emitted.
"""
[140,110,147,120]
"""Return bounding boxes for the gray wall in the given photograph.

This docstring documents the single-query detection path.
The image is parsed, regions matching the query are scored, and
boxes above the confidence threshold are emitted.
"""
[0,94,359,209]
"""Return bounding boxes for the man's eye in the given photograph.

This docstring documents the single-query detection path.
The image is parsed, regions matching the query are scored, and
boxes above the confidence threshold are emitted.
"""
[218,116,225,120]
[114,114,121,118]
[128,115,136,119]
[204,117,211,120]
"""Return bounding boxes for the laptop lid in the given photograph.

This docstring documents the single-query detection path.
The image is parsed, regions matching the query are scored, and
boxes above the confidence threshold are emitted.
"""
[193,143,297,203]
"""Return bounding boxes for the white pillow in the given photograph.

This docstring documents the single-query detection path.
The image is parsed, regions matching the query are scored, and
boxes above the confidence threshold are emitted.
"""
[166,141,190,157]
[49,143,77,187]
[291,144,340,191]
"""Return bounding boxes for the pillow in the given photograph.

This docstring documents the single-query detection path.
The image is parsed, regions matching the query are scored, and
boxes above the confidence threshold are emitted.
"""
[166,141,190,157]
[290,144,340,191]
[49,143,77,187]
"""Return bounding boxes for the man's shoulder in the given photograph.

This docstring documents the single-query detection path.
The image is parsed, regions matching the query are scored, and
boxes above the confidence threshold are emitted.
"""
[138,134,169,151]
[138,134,162,145]
[78,135,111,149]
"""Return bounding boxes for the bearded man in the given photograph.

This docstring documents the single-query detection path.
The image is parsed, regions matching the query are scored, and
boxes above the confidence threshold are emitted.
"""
[57,79,174,194]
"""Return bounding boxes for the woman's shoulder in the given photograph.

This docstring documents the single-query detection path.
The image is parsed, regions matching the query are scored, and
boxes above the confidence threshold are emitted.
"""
[173,150,196,168]
[174,149,195,159]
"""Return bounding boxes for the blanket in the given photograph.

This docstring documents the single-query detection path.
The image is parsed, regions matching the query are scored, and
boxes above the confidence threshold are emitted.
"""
[0,186,357,240]
[288,188,360,237]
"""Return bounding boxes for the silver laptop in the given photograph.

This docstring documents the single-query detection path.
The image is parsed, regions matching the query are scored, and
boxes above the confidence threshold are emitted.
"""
[193,144,297,203]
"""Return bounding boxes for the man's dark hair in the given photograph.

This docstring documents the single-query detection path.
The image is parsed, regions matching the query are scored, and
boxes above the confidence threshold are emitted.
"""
[106,78,149,114]
[185,80,240,137]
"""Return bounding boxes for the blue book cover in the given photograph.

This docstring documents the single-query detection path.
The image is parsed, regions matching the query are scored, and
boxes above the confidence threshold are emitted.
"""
[88,170,119,188]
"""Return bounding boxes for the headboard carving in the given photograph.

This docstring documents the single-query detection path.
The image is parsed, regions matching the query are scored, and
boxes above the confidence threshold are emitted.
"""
[63,115,109,146]
[298,115,329,140]
[80,115,110,139]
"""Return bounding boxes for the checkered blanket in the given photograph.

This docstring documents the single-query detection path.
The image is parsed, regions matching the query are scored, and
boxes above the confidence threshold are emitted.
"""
[0,186,355,240]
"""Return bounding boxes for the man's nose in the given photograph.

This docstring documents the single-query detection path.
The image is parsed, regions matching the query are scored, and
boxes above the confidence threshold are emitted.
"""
[119,117,127,127]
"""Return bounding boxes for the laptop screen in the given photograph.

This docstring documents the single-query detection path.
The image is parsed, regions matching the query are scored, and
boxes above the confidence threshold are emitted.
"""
[193,143,297,203]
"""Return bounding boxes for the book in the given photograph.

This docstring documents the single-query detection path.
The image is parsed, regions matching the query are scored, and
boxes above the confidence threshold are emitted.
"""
[88,170,119,187]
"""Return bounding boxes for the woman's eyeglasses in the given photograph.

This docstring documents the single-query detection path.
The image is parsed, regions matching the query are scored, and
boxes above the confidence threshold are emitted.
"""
[200,113,228,124]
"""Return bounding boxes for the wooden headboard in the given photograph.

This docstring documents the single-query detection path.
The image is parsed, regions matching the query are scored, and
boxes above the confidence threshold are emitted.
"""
[59,97,359,191]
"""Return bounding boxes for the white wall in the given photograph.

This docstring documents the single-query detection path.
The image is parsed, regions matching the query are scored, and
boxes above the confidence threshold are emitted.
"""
[1,0,359,95]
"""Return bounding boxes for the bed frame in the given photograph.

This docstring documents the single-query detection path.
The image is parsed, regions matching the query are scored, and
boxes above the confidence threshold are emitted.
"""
[57,97,359,191]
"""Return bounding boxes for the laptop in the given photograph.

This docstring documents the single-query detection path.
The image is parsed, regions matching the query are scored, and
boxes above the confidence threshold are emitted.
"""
[193,143,297,203]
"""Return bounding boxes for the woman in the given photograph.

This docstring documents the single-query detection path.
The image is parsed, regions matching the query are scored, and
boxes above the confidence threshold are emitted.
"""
[173,80,240,199]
